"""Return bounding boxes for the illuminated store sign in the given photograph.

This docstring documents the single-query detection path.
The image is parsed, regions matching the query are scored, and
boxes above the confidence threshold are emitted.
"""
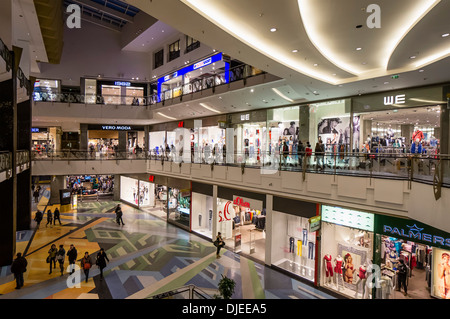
[321,205,374,231]
[383,94,406,105]
[114,81,131,87]
[31,128,40,133]
[101,125,132,131]
[164,72,178,82]
[193,57,212,70]
[375,215,450,249]
[240,114,250,121]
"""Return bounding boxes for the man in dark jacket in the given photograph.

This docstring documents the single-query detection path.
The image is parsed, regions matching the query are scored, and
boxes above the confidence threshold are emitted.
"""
[67,244,78,274]
[11,253,27,289]
[397,259,408,296]
[53,207,62,225]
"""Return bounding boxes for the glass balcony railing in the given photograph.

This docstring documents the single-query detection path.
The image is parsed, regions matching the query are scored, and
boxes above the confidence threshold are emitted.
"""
[150,284,211,299]
[32,65,266,106]
[31,148,450,188]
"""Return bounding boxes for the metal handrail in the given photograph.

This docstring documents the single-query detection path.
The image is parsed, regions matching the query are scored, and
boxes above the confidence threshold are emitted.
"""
[32,64,266,106]
[151,284,211,299]
[31,150,147,161]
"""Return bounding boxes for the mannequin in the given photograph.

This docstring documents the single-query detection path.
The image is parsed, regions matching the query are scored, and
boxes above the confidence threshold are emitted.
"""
[410,138,423,154]
[334,255,344,290]
[323,254,334,285]
[412,127,424,142]
[355,263,367,299]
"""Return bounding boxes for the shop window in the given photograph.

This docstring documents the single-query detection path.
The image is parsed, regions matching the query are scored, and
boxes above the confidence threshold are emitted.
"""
[186,36,200,53]
[168,40,180,62]
[154,49,164,69]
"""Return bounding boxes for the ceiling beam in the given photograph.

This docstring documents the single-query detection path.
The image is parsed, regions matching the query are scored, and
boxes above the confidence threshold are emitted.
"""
[64,11,122,33]
[69,0,134,24]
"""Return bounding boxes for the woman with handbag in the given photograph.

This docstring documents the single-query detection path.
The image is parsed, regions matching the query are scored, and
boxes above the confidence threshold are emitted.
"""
[214,232,225,259]
[47,244,58,274]
[80,252,93,283]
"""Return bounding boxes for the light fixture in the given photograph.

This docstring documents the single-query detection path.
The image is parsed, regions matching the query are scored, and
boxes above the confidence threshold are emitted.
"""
[270,28,277,32]
[292,49,298,53]
[250,89,254,93]
[442,33,450,38]
[200,103,221,113]
[356,47,362,51]
[313,63,318,67]
[409,56,416,59]
[272,88,294,103]
[419,69,424,72]
[157,112,176,120]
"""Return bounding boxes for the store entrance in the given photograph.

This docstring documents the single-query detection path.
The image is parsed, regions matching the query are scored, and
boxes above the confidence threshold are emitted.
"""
[380,236,431,299]
[218,197,266,262]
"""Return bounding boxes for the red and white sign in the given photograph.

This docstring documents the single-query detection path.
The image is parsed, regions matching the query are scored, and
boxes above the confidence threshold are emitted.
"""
[218,201,233,222]
[233,197,250,208]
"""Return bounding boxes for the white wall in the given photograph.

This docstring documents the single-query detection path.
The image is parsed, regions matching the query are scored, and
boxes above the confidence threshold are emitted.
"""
[33,22,152,86]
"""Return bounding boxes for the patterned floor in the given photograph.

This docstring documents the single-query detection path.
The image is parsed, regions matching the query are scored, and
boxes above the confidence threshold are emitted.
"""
[0,187,335,300]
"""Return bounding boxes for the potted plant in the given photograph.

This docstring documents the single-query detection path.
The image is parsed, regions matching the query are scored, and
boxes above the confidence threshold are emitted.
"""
[215,274,236,299]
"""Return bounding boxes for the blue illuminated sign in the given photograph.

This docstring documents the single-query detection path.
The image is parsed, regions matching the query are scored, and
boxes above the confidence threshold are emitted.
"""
[114,81,131,87]
[31,128,39,133]
[157,52,227,102]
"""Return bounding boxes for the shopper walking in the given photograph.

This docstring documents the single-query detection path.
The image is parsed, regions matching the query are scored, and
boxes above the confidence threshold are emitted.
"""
[56,244,66,276]
[46,209,53,227]
[80,252,93,283]
[33,189,40,203]
[115,204,125,226]
[10,252,27,289]
[47,244,58,274]
[315,138,325,171]
[96,248,110,281]
[67,244,78,274]
[214,232,225,259]
[397,259,408,296]
[53,207,62,225]
[34,210,43,229]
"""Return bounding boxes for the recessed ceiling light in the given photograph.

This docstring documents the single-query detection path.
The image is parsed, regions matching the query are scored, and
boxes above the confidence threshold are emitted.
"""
[410,56,416,59]
[419,69,424,72]
[442,33,450,38]
[356,47,362,51]
[270,28,277,32]
[313,63,318,67]
[292,49,298,53]
[332,73,336,76]
[384,81,389,84]
[250,89,254,93]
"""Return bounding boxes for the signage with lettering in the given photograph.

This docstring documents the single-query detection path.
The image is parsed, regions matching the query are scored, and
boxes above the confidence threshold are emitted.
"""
[240,114,250,121]
[375,215,450,249]
[101,125,132,131]
[114,81,131,87]
[322,205,374,231]
[233,197,250,208]
[383,94,406,105]
[218,201,233,222]
[178,121,184,128]
[149,175,155,183]
[193,57,212,70]
[309,215,321,232]
[31,128,40,133]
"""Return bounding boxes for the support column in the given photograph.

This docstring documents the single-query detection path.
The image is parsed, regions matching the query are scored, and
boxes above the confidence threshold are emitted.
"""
[50,175,65,205]
[114,174,120,201]
[118,131,127,153]
[212,184,218,241]
[299,105,310,143]
[80,124,88,151]
[264,194,273,266]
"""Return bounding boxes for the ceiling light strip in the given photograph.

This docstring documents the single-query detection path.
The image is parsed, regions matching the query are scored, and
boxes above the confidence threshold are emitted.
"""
[199,103,221,113]
[413,49,450,69]
[272,88,294,103]
[297,0,361,76]
[157,112,177,120]
[180,0,338,85]
[384,0,441,70]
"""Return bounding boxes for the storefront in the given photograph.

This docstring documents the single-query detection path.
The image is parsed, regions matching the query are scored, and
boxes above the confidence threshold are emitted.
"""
[191,182,214,239]
[157,52,229,102]
[270,197,318,283]
[81,78,148,105]
[120,175,155,209]
[190,115,227,164]
[216,187,266,262]
[228,110,267,165]
[319,205,375,299]
[166,178,191,230]
[352,85,445,156]
[33,78,60,102]
[149,122,191,162]
[87,124,145,154]
[31,127,50,152]
[67,175,114,198]
[374,214,450,299]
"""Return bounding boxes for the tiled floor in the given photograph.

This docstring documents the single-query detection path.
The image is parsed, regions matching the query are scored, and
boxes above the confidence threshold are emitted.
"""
[0,187,335,300]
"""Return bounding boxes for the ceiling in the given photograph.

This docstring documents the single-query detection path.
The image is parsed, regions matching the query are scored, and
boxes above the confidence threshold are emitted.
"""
[123,0,450,104]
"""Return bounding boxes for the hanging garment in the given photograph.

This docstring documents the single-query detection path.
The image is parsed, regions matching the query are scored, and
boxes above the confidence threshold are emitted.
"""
[297,240,302,256]
[289,237,295,253]
[324,255,333,277]
[334,258,343,274]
